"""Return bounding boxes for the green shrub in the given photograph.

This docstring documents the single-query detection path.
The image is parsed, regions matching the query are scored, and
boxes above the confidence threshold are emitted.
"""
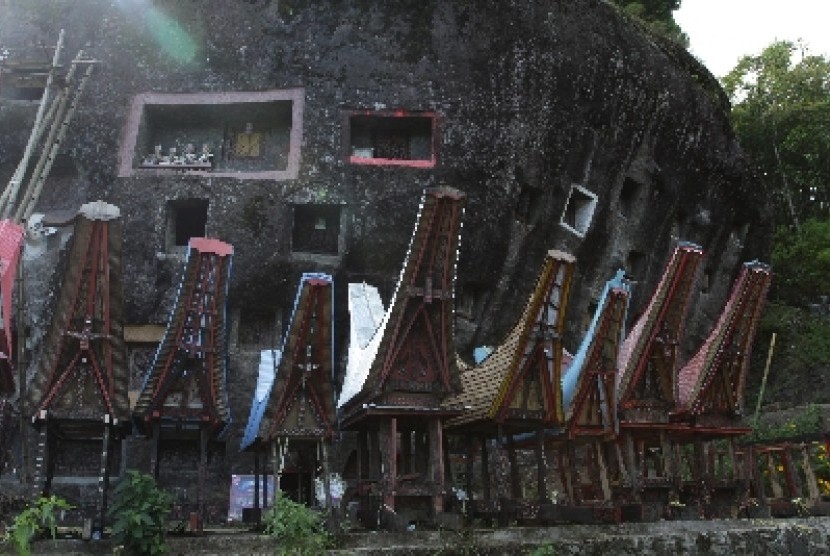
[1,495,73,556]
[528,544,556,556]
[109,470,172,556]
[263,492,330,556]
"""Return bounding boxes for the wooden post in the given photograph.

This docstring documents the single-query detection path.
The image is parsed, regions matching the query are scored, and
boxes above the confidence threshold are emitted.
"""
[401,427,412,474]
[254,447,261,512]
[726,439,737,481]
[615,441,628,485]
[429,417,444,513]
[480,437,491,503]
[506,430,521,500]
[561,444,576,504]
[357,430,368,481]
[624,433,640,501]
[380,418,397,512]
[150,421,160,480]
[262,449,269,509]
[370,430,381,480]
[465,437,475,500]
[781,445,801,498]
[271,441,278,497]
[801,443,821,502]
[198,425,208,524]
[535,427,547,502]
[97,421,111,534]
[660,431,673,482]
[322,441,332,512]
[596,442,612,502]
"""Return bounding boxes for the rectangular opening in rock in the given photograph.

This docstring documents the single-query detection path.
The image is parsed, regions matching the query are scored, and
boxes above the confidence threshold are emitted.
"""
[347,110,436,168]
[292,204,342,255]
[166,198,208,250]
[119,89,304,179]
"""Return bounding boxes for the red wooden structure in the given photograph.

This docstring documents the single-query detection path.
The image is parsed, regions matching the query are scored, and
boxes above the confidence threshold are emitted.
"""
[672,261,772,514]
[0,219,24,395]
[29,201,128,532]
[556,270,630,510]
[615,242,703,508]
[339,187,465,524]
[133,237,233,523]
[445,250,575,511]
[241,273,335,512]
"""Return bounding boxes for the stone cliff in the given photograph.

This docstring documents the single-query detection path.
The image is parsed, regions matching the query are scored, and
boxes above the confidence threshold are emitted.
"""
[0,0,770,488]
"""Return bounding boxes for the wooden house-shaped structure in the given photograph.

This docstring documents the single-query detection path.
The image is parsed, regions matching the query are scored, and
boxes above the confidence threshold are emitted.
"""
[241,273,335,510]
[615,242,703,506]
[444,250,576,506]
[338,187,465,520]
[556,270,630,508]
[133,237,233,522]
[673,261,773,512]
[29,201,129,532]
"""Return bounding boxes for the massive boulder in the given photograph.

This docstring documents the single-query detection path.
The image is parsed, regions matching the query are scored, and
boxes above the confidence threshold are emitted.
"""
[1,0,769,477]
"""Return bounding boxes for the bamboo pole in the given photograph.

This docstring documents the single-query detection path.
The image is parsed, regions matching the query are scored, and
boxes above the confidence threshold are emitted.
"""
[753,332,777,427]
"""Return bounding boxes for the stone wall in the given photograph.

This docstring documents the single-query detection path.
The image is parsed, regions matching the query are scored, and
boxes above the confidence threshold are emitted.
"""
[21,518,830,555]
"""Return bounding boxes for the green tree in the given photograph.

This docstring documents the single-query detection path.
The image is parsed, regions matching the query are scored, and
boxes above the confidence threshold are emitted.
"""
[771,218,830,304]
[611,0,688,46]
[723,41,830,228]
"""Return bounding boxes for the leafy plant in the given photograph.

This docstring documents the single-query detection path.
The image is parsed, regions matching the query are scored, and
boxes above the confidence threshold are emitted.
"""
[262,492,330,556]
[528,544,556,556]
[109,470,172,556]
[1,495,73,556]
[748,404,823,443]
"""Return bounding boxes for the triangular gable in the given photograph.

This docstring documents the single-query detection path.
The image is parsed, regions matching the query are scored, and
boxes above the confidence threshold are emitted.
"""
[489,250,575,425]
[562,270,630,438]
[445,250,575,431]
[134,237,233,436]
[0,219,24,394]
[617,242,703,414]
[677,261,772,417]
[265,274,335,440]
[31,202,129,424]
[339,187,465,419]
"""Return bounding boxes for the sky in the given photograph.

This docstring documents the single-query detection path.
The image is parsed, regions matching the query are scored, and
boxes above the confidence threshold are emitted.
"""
[674,0,830,78]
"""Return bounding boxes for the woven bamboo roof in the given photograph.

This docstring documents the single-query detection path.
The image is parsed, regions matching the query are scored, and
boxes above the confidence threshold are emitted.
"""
[445,250,575,431]
[676,261,772,416]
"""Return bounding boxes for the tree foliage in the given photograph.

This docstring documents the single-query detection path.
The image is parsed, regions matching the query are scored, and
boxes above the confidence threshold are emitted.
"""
[771,218,830,304]
[610,0,688,46]
[724,41,830,228]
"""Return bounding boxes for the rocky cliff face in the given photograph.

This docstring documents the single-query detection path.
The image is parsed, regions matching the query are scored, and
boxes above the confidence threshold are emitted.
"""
[1,0,769,478]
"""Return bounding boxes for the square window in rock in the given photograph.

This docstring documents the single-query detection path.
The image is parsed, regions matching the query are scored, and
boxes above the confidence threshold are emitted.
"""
[560,185,598,237]
[619,177,642,217]
[120,89,304,179]
[292,204,342,255]
[347,110,436,168]
[166,199,208,250]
